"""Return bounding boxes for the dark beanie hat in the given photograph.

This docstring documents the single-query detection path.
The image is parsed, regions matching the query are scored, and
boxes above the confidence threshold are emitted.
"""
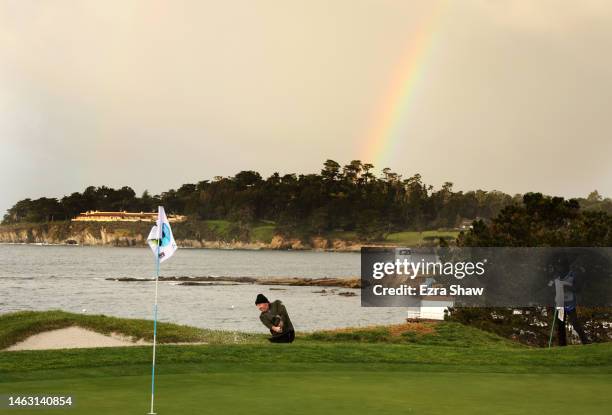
[255,293,269,305]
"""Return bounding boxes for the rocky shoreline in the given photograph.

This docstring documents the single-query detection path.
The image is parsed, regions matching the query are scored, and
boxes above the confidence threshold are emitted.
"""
[0,223,382,252]
[105,275,361,288]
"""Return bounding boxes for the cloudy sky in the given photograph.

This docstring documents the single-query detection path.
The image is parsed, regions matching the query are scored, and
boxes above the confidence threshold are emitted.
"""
[1,0,611,215]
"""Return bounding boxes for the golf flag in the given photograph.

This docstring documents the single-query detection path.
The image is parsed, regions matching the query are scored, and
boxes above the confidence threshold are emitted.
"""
[147,206,177,263]
[146,206,177,414]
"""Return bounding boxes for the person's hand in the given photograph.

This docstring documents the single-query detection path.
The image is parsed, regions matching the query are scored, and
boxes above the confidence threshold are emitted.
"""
[271,326,282,333]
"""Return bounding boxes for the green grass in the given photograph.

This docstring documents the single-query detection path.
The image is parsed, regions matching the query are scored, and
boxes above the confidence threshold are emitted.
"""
[0,311,264,349]
[2,370,610,415]
[4,338,611,376]
[203,220,276,243]
[2,312,516,351]
[1,311,611,414]
[203,219,233,238]
[305,321,523,348]
[1,342,611,414]
[250,224,276,243]
[384,230,459,245]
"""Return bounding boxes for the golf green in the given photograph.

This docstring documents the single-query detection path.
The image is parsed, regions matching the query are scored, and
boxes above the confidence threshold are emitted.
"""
[3,368,611,414]
[2,313,611,414]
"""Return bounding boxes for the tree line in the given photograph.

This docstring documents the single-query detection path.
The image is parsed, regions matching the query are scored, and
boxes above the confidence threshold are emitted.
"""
[451,192,612,345]
[3,159,611,240]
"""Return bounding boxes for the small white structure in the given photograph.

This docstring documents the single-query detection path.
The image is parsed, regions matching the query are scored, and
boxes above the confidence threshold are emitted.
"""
[393,247,452,320]
[407,298,454,320]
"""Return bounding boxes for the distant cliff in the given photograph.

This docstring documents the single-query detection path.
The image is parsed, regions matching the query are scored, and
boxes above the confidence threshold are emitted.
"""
[0,221,365,251]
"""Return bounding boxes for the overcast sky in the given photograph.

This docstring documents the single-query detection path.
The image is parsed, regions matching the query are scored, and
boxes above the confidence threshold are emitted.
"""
[1,0,611,216]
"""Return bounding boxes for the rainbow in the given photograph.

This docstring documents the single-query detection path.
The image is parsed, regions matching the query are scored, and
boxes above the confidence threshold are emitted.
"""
[360,1,448,170]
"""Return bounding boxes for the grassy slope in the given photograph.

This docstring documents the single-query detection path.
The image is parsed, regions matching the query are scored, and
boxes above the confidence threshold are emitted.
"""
[182,221,460,245]
[2,311,611,376]
[1,311,611,414]
[202,219,232,239]
[250,224,276,243]
[1,312,517,351]
[0,310,264,349]
[203,220,276,243]
[306,321,523,348]
[1,220,459,246]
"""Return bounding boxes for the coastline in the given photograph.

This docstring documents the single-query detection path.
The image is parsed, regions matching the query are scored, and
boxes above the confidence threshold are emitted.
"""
[105,275,361,288]
[0,240,375,252]
[0,222,392,252]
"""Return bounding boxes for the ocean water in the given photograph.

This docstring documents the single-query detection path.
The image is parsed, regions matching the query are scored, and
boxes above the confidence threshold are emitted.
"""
[0,245,409,332]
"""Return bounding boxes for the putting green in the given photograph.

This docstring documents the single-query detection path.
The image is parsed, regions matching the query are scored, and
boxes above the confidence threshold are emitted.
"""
[2,313,611,414]
[2,368,611,414]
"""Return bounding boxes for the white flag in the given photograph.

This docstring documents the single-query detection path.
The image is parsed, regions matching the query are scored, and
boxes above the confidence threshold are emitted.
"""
[147,206,177,263]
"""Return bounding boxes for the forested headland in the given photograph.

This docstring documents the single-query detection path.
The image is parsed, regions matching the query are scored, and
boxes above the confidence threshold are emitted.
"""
[3,159,611,243]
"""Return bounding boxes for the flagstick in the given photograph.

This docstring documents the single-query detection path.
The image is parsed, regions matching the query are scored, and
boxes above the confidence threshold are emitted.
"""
[146,206,176,414]
[547,308,557,349]
[149,243,161,414]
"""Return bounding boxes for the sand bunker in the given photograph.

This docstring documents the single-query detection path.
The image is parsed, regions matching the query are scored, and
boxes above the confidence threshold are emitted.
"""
[5,326,150,351]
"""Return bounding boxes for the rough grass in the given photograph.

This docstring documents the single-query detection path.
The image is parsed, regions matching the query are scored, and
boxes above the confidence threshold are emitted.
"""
[0,311,265,350]
[3,311,611,377]
[0,311,557,353]
[2,311,520,351]
[304,321,523,348]
[2,338,612,380]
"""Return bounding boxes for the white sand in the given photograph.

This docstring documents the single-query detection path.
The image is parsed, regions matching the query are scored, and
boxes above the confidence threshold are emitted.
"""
[5,326,150,351]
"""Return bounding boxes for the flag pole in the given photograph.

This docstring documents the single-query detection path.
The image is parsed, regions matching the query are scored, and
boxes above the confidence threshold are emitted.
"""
[146,206,177,414]
[148,213,161,414]
[547,308,557,349]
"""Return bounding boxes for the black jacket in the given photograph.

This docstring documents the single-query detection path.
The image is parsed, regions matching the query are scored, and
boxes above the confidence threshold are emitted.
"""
[259,300,294,334]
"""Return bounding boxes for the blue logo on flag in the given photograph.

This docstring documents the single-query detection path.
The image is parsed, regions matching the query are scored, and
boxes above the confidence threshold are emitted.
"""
[160,223,172,247]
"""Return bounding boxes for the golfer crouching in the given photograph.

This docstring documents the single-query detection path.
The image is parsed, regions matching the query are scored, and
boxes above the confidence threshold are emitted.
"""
[255,294,295,343]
